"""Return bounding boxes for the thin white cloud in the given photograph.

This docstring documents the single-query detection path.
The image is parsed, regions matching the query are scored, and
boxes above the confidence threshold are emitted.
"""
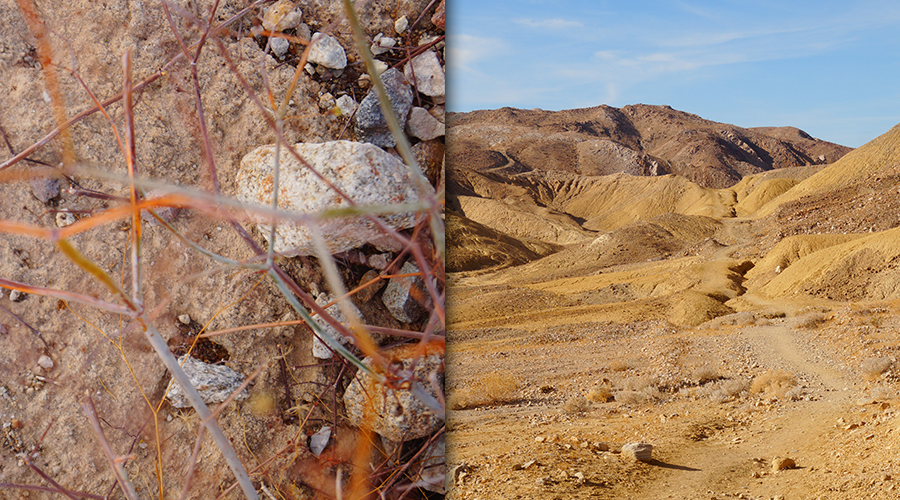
[513,18,584,30]
[448,34,509,72]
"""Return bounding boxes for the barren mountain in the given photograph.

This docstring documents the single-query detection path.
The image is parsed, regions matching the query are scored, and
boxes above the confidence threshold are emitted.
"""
[448,104,851,189]
[447,109,900,499]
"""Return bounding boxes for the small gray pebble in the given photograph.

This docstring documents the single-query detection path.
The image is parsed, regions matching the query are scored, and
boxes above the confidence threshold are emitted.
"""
[30,177,61,203]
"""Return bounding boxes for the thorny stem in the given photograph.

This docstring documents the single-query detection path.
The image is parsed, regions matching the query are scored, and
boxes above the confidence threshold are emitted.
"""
[82,394,140,500]
[122,50,143,310]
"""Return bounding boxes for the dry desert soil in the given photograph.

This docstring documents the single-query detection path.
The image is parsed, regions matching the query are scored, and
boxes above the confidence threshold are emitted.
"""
[0,1,444,499]
[446,106,900,499]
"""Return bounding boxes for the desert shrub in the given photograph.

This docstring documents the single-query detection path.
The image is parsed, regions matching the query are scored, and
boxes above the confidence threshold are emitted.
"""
[797,312,827,329]
[609,358,636,372]
[860,356,893,381]
[613,390,645,405]
[587,385,614,403]
[619,375,658,392]
[563,395,591,414]
[448,372,519,410]
[869,384,896,400]
[692,364,720,384]
[750,369,796,398]
[687,377,748,403]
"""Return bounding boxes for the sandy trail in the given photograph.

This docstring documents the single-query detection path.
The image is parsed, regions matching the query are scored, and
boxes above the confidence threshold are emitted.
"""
[635,323,859,499]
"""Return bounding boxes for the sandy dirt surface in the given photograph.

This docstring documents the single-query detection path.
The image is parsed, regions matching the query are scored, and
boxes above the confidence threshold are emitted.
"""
[447,211,900,500]
[0,1,444,498]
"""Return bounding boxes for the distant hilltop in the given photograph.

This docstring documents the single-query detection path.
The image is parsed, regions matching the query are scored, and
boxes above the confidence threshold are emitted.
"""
[447,104,852,189]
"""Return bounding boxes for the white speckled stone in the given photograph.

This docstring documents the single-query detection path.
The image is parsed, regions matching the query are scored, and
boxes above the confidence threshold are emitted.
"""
[404,50,444,97]
[406,107,445,141]
[308,33,346,69]
[382,261,433,323]
[235,140,430,256]
[165,355,248,409]
[343,346,444,442]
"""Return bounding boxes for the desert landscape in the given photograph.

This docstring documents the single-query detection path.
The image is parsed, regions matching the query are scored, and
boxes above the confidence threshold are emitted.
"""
[445,104,900,499]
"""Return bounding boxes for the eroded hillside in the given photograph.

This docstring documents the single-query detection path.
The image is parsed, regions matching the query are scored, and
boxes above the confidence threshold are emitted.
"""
[447,111,900,500]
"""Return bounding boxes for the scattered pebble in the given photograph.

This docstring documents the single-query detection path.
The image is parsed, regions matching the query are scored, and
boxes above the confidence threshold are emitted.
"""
[404,50,444,98]
[261,0,302,32]
[37,355,54,370]
[393,15,408,35]
[367,252,392,270]
[309,425,331,456]
[406,106,445,141]
[310,293,360,359]
[165,355,248,409]
[308,33,346,70]
[9,290,24,302]
[354,68,413,147]
[411,138,444,187]
[382,261,433,323]
[177,314,191,325]
[317,92,335,110]
[335,95,357,116]
[236,140,431,256]
[371,34,396,56]
[356,269,385,303]
[55,211,76,228]
[431,0,445,30]
[270,36,290,58]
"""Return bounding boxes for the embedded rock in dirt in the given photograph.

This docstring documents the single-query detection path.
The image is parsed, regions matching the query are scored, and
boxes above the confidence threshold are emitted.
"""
[354,68,414,147]
[772,456,796,472]
[30,176,61,203]
[307,33,347,70]
[165,355,248,409]
[235,140,431,256]
[343,344,444,442]
[311,293,361,359]
[383,261,433,322]
[621,442,653,462]
[404,49,444,98]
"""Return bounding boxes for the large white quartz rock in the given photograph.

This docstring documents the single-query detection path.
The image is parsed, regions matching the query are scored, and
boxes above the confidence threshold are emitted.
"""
[236,140,430,256]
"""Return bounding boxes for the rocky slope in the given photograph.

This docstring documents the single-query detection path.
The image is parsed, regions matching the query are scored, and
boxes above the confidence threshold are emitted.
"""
[447,113,900,500]
[448,104,851,189]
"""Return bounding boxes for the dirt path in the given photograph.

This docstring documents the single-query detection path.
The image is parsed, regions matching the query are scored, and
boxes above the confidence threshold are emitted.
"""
[636,323,861,499]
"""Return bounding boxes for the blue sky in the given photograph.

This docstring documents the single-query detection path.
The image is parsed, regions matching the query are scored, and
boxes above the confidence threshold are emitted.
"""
[447,1,900,147]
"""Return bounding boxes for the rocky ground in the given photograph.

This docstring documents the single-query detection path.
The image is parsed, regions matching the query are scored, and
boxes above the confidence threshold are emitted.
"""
[446,232,900,500]
[0,1,444,498]
[446,107,900,498]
